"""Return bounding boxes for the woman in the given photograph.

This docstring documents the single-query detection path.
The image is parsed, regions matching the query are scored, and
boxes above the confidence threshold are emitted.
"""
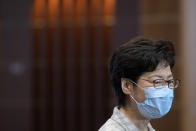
[99,37,179,131]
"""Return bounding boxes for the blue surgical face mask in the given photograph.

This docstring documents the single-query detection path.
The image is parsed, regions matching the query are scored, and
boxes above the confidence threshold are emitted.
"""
[130,86,174,119]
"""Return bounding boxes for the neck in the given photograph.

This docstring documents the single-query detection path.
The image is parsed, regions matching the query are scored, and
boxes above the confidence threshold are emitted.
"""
[119,100,150,131]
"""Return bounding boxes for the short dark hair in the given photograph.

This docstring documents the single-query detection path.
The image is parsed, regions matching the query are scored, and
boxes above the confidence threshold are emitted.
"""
[109,37,175,106]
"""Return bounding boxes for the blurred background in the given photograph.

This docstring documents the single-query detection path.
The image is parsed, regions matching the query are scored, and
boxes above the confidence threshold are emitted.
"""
[0,0,196,131]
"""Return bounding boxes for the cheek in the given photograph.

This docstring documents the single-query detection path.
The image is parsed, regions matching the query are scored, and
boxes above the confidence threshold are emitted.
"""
[134,87,146,103]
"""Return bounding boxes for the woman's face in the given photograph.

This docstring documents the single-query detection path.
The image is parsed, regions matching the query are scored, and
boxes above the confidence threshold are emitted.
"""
[133,62,173,103]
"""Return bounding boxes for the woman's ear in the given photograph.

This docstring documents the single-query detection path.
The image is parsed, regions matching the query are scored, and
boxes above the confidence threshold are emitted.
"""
[121,78,134,95]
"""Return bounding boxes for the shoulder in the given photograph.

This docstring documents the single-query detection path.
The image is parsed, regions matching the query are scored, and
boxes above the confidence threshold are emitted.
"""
[98,118,125,131]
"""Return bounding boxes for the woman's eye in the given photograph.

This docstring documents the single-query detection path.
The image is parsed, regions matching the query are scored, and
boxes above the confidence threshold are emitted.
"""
[168,80,174,84]
[154,80,163,84]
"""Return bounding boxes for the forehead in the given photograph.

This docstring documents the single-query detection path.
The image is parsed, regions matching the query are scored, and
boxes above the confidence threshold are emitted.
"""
[141,62,172,78]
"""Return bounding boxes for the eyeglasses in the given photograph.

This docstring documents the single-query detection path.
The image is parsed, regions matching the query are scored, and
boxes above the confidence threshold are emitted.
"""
[141,79,180,89]
[128,79,180,89]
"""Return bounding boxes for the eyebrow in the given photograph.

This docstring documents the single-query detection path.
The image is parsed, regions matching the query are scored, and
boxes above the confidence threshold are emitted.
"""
[149,74,173,79]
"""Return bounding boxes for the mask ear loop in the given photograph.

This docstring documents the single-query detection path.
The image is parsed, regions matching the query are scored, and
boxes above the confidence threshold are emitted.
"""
[128,79,141,104]
[130,94,139,104]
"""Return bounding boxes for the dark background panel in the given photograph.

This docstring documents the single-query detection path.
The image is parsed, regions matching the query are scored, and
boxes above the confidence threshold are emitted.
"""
[0,0,33,131]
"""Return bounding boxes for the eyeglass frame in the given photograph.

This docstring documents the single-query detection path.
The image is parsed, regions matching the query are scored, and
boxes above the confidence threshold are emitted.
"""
[128,78,180,89]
